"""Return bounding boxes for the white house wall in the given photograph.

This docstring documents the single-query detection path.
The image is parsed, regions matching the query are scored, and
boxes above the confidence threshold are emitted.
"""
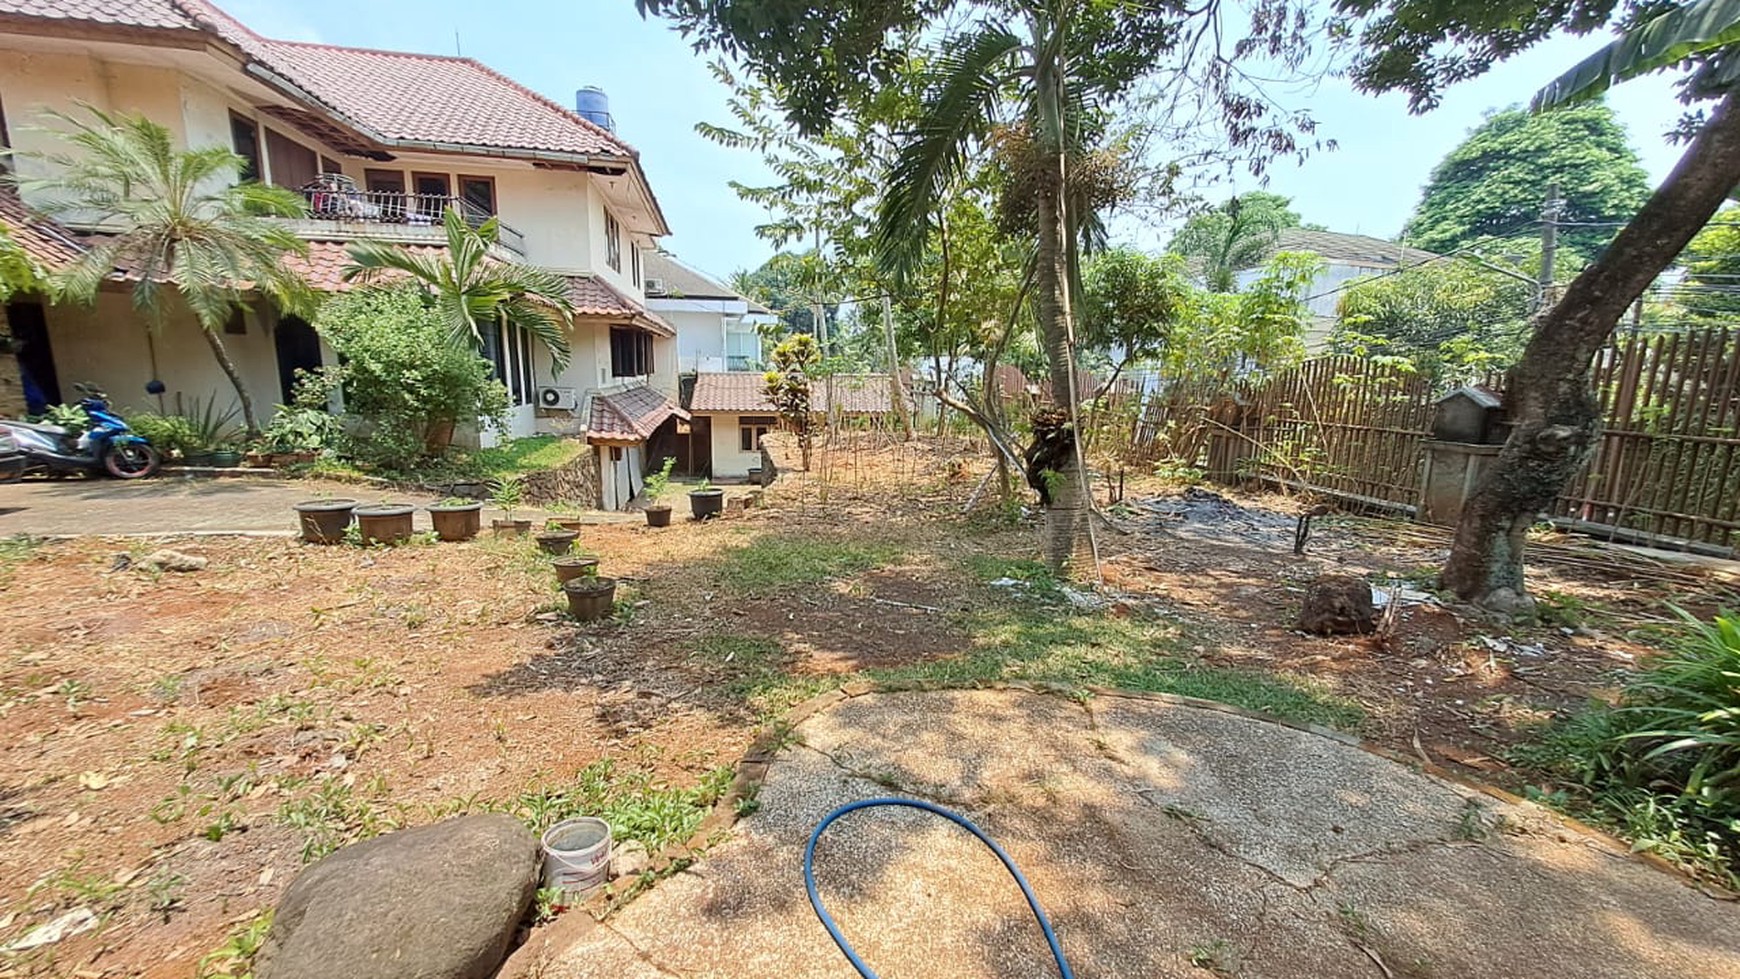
[41,291,283,423]
[704,413,763,478]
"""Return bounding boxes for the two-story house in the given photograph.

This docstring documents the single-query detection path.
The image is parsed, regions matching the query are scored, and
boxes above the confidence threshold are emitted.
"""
[0,0,685,509]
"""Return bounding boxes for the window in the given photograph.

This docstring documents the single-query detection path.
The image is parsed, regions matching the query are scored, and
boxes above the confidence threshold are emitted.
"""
[413,172,451,220]
[319,155,342,175]
[609,326,653,377]
[264,129,318,191]
[484,322,536,406]
[739,416,776,453]
[229,113,262,182]
[605,211,621,271]
[631,246,640,287]
[458,176,496,222]
[364,169,405,194]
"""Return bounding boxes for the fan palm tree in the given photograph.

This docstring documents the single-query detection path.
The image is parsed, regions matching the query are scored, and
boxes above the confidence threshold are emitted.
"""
[342,208,575,374]
[10,103,316,436]
[1440,0,1740,605]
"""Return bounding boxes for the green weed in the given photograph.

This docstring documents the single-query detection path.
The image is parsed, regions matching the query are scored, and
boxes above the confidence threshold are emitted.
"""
[715,535,899,593]
[494,761,734,852]
[196,909,272,979]
[277,776,397,862]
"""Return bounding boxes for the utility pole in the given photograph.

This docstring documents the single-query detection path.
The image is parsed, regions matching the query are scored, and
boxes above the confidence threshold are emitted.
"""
[1538,181,1563,311]
[881,294,914,440]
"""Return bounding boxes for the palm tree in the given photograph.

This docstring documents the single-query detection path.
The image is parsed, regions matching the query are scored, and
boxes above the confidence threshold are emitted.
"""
[1440,0,1740,607]
[342,208,575,374]
[873,7,1112,571]
[11,103,316,436]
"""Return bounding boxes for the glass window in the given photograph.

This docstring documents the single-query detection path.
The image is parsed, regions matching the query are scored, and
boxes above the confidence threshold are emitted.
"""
[605,211,621,271]
[0,93,12,173]
[229,113,262,182]
[609,326,653,377]
[459,176,496,221]
[631,246,640,286]
[413,173,450,221]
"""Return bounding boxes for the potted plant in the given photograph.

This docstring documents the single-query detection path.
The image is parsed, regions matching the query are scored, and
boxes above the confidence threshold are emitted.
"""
[428,496,484,542]
[562,576,617,622]
[293,496,358,544]
[207,442,243,469]
[552,554,600,584]
[534,518,579,555]
[490,477,531,536]
[688,478,725,521]
[642,457,676,528]
[354,502,415,545]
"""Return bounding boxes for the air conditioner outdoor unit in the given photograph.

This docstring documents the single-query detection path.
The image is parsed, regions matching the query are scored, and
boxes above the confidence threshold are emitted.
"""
[644,277,667,296]
[538,386,579,411]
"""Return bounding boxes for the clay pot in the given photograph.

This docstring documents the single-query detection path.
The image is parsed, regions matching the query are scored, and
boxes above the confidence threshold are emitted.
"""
[354,504,415,545]
[428,502,483,542]
[563,576,617,622]
[534,528,579,555]
[553,555,600,584]
[293,498,357,544]
[688,488,725,521]
[645,505,673,528]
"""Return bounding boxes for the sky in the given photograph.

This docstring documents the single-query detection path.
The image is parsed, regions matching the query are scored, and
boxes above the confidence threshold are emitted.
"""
[222,0,1687,282]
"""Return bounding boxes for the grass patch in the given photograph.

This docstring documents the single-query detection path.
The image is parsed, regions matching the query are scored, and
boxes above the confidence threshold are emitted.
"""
[470,436,586,480]
[715,535,900,594]
[865,599,1362,729]
[963,554,1058,589]
[485,761,734,851]
[0,535,41,585]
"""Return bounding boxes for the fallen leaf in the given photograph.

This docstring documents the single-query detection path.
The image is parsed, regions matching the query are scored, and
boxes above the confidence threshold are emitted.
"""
[79,772,109,791]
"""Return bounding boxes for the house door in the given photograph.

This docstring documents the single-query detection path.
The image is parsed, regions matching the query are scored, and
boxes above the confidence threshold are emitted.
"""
[274,315,322,403]
[7,301,60,411]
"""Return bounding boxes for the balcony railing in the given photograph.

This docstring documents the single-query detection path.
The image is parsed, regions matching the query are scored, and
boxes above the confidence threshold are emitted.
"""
[295,188,527,257]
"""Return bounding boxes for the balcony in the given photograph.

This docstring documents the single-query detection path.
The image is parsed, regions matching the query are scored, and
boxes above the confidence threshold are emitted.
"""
[281,182,527,259]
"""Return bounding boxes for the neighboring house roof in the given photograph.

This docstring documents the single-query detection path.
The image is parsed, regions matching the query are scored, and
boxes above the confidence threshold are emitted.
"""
[643,251,771,314]
[689,371,901,415]
[587,383,687,444]
[0,185,88,270]
[1254,228,1439,270]
[280,239,447,292]
[0,0,200,32]
[564,275,674,336]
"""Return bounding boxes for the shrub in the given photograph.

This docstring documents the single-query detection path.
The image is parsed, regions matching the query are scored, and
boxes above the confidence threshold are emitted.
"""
[260,404,338,454]
[129,413,200,458]
[1519,608,1740,884]
[306,285,509,471]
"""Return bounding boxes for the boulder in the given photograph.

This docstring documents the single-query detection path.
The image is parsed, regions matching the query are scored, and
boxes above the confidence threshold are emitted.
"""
[256,814,539,979]
[1297,574,1377,635]
[137,549,206,573]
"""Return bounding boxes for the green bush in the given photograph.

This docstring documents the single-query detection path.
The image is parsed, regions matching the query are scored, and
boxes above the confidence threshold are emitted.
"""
[130,413,200,458]
[1519,608,1740,884]
[306,285,509,471]
[261,405,338,454]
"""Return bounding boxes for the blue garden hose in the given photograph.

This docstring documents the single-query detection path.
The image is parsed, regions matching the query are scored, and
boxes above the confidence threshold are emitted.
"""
[802,797,1075,979]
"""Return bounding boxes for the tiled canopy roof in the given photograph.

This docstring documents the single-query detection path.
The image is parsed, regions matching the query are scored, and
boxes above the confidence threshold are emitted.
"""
[564,275,673,336]
[587,384,686,444]
[0,185,88,270]
[689,372,901,415]
[2,0,640,161]
[0,0,200,31]
[278,240,446,292]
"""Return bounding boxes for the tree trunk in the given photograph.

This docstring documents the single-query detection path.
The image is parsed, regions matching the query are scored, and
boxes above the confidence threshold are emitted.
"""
[1442,89,1740,609]
[202,326,260,437]
[1033,176,1085,572]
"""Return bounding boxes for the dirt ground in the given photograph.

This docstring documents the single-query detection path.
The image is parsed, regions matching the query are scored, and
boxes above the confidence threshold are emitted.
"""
[0,433,1734,977]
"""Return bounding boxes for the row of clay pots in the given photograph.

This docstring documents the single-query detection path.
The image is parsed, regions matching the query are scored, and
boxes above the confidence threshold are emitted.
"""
[295,499,485,545]
[644,487,727,527]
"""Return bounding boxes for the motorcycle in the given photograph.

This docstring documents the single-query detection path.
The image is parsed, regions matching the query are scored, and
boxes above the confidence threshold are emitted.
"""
[0,383,161,479]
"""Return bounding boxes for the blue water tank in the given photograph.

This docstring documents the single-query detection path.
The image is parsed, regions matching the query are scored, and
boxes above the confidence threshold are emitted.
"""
[575,87,614,131]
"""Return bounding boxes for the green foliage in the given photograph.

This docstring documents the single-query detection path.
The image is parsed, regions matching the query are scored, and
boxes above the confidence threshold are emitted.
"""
[38,402,90,435]
[1676,203,1740,317]
[1161,251,1322,383]
[1081,248,1191,368]
[175,394,243,451]
[1166,192,1303,292]
[716,534,900,594]
[492,760,733,852]
[1516,609,1740,885]
[643,456,677,505]
[0,223,45,302]
[308,285,510,471]
[343,207,575,372]
[765,334,821,465]
[260,405,337,454]
[732,251,837,337]
[196,909,272,979]
[129,413,200,458]
[469,436,587,480]
[490,475,525,520]
[1334,256,1536,378]
[1401,104,1649,260]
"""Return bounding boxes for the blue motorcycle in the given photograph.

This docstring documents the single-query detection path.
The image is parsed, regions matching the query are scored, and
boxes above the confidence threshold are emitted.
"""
[0,383,161,479]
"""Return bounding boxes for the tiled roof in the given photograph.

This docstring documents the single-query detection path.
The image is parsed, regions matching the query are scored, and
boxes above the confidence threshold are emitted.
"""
[0,0,200,31]
[689,372,900,415]
[0,185,88,270]
[564,275,673,336]
[168,0,636,160]
[643,251,771,314]
[279,239,445,292]
[587,384,686,444]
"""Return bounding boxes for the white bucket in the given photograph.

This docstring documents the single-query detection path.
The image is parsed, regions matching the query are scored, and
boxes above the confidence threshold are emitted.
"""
[541,817,613,902]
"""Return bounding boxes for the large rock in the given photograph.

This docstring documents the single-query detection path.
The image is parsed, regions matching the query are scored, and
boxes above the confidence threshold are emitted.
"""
[256,814,540,979]
[1297,573,1377,635]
